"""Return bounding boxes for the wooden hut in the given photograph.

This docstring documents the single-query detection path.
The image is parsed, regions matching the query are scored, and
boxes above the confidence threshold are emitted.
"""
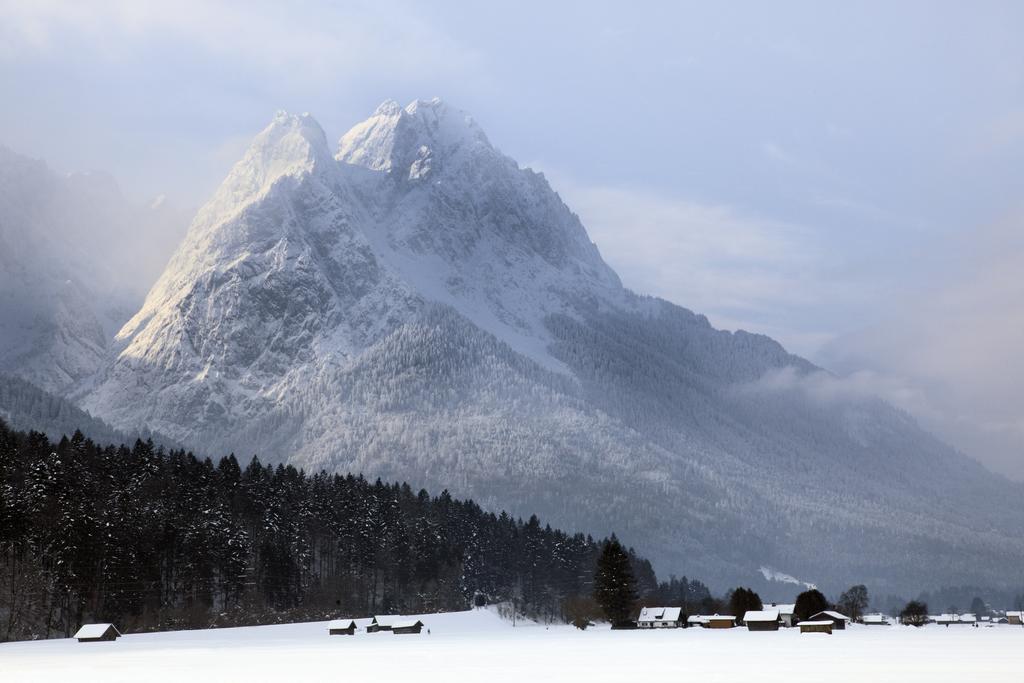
[328,619,357,635]
[367,615,402,633]
[704,615,736,629]
[810,610,850,630]
[73,623,121,642]
[798,620,832,634]
[391,620,424,634]
[1007,611,1022,625]
[743,610,780,631]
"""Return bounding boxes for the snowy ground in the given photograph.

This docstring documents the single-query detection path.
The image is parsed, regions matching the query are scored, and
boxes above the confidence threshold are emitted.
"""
[2,608,1022,682]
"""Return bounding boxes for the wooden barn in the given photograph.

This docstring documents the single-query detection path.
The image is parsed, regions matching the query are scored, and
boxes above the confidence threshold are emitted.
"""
[73,623,121,642]
[743,609,780,631]
[367,615,402,633]
[391,620,424,634]
[1007,611,1022,625]
[636,606,684,629]
[704,615,736,629]
[327,619,357,635]
[798,620,832,634]
[810,610,850,630]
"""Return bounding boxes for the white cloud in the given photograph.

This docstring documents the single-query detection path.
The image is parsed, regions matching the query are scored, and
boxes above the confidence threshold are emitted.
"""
[0,0,482,86]
[540,172,856,356]
[819,211,1024,479]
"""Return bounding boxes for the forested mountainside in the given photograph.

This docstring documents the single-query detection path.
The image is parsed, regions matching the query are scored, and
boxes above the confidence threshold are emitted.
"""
[8,99,1021,595]
[0,373,174,450]
[0,419,682,642]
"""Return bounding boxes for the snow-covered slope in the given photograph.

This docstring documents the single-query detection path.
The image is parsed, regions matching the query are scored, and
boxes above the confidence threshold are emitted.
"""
[79,101,1024,593]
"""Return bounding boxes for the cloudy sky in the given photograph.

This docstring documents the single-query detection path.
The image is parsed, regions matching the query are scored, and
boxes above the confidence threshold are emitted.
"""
[1,0,1022,478]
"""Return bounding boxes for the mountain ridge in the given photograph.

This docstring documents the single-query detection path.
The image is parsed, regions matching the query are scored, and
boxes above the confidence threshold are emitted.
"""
[10,99,1020,594]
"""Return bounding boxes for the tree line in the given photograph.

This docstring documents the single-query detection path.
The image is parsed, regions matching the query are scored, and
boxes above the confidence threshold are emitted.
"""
[0,420,665,641]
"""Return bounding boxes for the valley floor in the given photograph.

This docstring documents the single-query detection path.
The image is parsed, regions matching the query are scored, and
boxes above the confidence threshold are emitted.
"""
[1,608,1022,682]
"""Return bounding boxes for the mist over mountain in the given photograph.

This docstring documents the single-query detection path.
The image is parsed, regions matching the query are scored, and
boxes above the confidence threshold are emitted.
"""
[0,146,188,393]
[3,101,1022,595]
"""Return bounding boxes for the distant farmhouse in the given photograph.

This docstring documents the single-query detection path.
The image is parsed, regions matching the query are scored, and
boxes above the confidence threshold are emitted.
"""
[862,613,891,626]
[636,607,684,629]
[763,602,796,627]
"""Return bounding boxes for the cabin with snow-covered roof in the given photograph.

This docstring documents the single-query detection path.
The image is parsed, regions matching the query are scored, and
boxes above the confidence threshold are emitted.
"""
[1005,611,1022,625]
[73,623,121,642]
[391,620,424,634]
[743,610,780,631]
[798,620,832,634]
[367,615,403,633]
[636,606,683,628]
[703,615,736,629]
[809,610,850,630]
[328,619,357,635]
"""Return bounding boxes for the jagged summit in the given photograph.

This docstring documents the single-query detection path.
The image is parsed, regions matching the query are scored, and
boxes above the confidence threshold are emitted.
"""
[337,98,490,179]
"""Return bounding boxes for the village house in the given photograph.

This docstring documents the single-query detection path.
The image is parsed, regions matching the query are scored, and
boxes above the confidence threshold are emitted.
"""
[809,610,850,630]
[763,602,796,627]
[743,610,780,631]
[73,623,121,642]
[862,613,890,625]
[687,615,707,627]
[327,619,357,635]
[798,620,833,634]
[391,620,425,634]
[636,606,684,629]
[1006,611,1023,625]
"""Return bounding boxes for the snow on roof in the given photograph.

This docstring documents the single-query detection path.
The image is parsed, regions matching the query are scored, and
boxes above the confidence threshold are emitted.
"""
[638,606,681,622]
[743,610,780,622]
[862,614,889,623]
[73,623,120,639]
[391,620,423,629]
[763,603,795,614]
[1006,611,1023,618]
[372,615,404,626]
[327,619,357,629]
[706,614,736,621]
[959,614,977,622]
[687,615,707,623]
[798,620,833,626]
[812,610,850,621]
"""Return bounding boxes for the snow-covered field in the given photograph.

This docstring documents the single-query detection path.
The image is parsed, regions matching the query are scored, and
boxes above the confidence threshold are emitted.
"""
[2,608,1022,682]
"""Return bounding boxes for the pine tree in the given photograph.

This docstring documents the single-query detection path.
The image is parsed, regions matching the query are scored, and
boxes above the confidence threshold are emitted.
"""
[593,536,636,627]
[794,589,831,622]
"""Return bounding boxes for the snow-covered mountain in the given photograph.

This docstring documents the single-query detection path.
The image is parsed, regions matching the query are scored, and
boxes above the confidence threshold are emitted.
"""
[0,147,186,393]
[77,100,1024,593]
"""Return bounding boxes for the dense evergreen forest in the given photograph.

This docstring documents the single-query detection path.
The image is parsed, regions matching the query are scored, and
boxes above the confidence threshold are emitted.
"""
[0,420,715,642]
